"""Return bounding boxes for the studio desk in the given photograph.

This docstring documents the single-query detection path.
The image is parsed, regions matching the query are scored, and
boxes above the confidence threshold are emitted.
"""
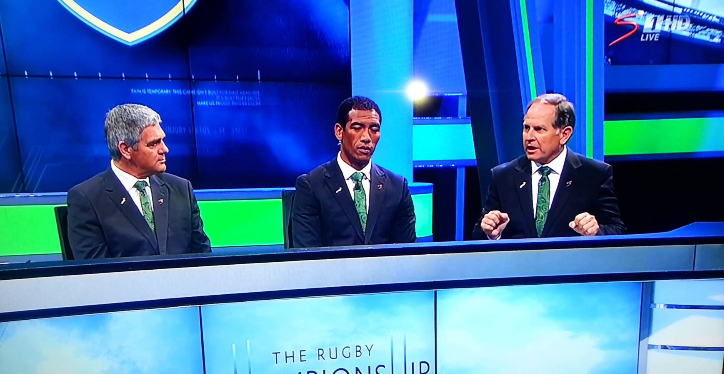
[0,222,723,374]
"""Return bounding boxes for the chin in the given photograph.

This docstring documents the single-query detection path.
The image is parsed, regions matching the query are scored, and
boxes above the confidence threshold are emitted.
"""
[355,156,371,164]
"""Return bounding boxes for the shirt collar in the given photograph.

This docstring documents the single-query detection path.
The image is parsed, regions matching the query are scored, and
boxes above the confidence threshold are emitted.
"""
[337,152,372,181]
[111,161,150,192]
[531,146,567,176]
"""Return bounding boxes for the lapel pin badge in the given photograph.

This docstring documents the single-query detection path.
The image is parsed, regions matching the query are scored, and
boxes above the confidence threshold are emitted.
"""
[377,183,383,190]
[566,180,572,187]
[158,198,164,205]
[519,181,526,189]
[120,197,126,205]
[335,187,342,194]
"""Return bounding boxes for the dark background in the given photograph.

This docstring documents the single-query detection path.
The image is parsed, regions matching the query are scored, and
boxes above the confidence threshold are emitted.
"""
[0,0,351,193]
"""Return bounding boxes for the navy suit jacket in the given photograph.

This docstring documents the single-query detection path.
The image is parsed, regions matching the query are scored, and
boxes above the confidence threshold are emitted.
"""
[291,160,417,248]
[473,151,625,239]
[67,168,211,259]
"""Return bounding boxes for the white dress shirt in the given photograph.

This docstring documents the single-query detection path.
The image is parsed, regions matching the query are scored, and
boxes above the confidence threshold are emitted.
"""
[110,161,154,215]
[531,146,567,217]
[337,152,371,213]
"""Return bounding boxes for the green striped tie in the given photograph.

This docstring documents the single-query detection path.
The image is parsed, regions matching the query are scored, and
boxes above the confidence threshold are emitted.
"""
[535,166,552,237]
[351,172,367,233]
[133,180,155,232]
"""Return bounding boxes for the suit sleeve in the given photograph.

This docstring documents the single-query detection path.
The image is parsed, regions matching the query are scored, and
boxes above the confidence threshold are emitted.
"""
[392,178,417,243]
[188,181,212,253]
[67,187,108,259]
[472,169,502,240]
[291,174,323,248]
[594,165,626,236]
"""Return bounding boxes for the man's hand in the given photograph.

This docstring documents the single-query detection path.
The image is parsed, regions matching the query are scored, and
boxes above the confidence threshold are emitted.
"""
[569,212,599,236]
[480,210,510,239]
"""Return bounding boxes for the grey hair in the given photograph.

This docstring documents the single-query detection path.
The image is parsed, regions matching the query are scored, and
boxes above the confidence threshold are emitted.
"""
[105,104,162,161]
[526,93,576,130]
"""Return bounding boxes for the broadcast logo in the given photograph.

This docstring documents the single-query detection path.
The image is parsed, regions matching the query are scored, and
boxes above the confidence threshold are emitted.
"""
[57,0,197,45]
[609,9,691,46]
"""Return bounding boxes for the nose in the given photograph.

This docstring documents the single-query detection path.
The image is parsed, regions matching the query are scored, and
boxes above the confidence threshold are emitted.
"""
[523,129,535,142]
[160,140,169,154]
[360,129,371,143]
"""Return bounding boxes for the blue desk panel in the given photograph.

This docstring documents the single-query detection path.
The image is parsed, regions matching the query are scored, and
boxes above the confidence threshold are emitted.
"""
[0,223,723,374]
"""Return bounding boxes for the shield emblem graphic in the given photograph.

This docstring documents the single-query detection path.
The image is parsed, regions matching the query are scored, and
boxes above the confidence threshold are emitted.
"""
[57,0,197,45]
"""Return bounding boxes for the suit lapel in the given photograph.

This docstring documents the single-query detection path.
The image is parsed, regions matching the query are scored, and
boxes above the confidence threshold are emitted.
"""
[103,168,159,254]
[150,175,168,255]
[542,151,581,237]
[365,165,387,244]
[323,161,365,242]
[513,158,537,237]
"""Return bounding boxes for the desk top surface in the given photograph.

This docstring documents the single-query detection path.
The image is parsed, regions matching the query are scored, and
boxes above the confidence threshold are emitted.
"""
[1,222,722,280]
[0,222,722,322]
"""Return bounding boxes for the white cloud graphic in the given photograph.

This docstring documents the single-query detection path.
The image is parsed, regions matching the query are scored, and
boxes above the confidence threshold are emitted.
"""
[646,350,724,374]
[437,289,631,374]
[0,307,202,374]
[201,292,436,374]
[649,314,724,347]
[0,322,112,374]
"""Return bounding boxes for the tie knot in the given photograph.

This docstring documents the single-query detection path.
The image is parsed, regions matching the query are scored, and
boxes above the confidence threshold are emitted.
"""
[133,180,148,191]
[538,166,552,177]
[351,172,365,183]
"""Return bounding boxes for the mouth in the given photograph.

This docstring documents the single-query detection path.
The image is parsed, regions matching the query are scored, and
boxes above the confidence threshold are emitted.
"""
[525,145,538,153]
[357,146,372,155]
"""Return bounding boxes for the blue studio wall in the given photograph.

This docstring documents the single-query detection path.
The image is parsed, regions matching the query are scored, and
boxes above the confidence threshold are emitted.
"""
[0,0,351,193]
[351,0,414,180]
[2,0,723,210]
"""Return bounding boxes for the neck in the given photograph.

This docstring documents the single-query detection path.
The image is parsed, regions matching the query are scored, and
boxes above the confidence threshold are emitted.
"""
[113,160,148,179]
[340,152,369,171]
[541,146,565,165]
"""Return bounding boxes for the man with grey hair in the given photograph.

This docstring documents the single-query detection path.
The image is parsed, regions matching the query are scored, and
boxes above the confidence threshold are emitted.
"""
[473,93,625,239]
[67,103,211,259]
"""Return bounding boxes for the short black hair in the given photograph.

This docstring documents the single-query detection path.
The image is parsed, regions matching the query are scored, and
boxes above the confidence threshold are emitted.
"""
[336,96,382,128]
[527,93,575,130]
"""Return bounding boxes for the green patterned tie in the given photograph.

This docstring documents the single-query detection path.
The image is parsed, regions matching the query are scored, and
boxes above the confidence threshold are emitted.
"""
[351,172,367,233]
[535,166,552,237]
[133,180,155,232]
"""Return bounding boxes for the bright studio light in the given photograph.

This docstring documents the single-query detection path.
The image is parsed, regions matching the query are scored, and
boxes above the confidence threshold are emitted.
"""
[406,80,429,101]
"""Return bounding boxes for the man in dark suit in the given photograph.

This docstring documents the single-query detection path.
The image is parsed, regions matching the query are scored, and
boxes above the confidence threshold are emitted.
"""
[291,96,417,248]
[473,93,625,239]
[67,104,211,259]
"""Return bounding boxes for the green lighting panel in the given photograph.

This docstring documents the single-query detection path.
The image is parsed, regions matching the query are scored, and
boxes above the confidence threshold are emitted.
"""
[605,117,724,156]
[0,205,62,256]
[198,199,284,247]
[0,192,435,257]
[412,193,433,238]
